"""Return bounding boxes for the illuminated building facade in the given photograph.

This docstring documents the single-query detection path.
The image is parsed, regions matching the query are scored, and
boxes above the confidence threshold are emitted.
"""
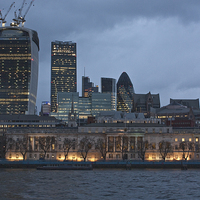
[117,72,134,112]
[51,92,111,124]
[51,41,77,112]
[101,77,116,111]
[82,76,98,97]
[0,27,39,114]
[54,92,79,122]
[91,93,112,116]
[7,123,200,162]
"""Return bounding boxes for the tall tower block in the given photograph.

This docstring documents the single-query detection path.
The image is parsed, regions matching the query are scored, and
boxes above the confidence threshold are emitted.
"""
[51,41,77,112]
[0,27,39,114]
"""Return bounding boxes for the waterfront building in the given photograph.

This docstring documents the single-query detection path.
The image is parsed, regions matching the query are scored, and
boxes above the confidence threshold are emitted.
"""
[51,41,77,112]
[82,76,98,97]
[101,77,116,111]
[117,72,134,112]
[132,92,160,117]
[0,26,39,115]
[4,120,200,162]
[0,115,60,158]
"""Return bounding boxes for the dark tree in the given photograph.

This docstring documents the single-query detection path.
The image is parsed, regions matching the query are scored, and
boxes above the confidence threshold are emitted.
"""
[159,140,173,161]
[115,136,129,160]
[63,138,75,161]
[3,136,15,158]
[137,138,148,161]
[39,136,54,159]
[79,136,93,162]
[95,137,107,160]
[16,136,29,160]
[179,141,194,161]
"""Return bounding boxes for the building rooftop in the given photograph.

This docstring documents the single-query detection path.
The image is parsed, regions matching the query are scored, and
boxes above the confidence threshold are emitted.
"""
[84,123,166,128]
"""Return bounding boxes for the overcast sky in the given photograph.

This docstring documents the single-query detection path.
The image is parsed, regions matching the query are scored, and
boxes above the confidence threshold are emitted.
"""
[2,0,200,111]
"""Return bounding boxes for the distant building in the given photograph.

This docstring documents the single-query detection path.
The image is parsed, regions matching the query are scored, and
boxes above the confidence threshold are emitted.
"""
[51,41,77,112]
[150,101,199,127]
[0,26,39,115]
[117,72,134,112]
[51,92,79,123]
[96,111,161,124]
[132,92,160,117]
[40,101,51,116]
[91,93,112,116]
[82,76,98,97]
[101,77,116,111]
[51,92,112,124]
[79,97,92,124]
[170,98,199,109]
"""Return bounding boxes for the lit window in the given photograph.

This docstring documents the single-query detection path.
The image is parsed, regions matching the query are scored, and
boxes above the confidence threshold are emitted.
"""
[182,138,185,142]
[196,137,199,142]
[175,138,178,142]
[189,138,192,142]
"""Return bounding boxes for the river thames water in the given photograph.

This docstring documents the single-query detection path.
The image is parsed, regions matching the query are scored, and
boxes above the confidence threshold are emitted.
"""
[1,168,200,200]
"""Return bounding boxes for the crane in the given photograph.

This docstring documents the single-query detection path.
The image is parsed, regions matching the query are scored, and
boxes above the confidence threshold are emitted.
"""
[21,0,34,27]
[0,2,15,27]
[12,0,26,26]
[12,0,34,27]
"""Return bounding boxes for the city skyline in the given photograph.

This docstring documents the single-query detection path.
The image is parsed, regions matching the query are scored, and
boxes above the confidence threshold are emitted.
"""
[1,0,200,112]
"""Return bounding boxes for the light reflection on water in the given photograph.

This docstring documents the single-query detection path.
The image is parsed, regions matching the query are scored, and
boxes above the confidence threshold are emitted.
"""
[1,168,200,200]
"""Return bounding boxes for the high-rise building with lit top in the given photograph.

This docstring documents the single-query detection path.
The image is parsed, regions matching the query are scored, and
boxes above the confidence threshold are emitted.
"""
[0,27,39,115]
[51,41,77,112]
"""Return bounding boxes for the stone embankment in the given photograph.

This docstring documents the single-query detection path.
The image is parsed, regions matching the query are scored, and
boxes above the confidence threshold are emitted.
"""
[0,160,200,169]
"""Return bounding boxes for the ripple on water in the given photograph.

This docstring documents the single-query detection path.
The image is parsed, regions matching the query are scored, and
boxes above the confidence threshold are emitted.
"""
[1,169,200,199]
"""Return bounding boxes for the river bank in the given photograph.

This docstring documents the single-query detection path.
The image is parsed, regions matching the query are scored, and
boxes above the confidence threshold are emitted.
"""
[0,159,200,169]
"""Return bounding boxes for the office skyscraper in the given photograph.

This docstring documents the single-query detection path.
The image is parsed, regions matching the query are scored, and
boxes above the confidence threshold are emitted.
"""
[51,41,77,112]
[101,77,116,111]
[0,27,39,115]
[82,76,98,97]
[117,72,134,112]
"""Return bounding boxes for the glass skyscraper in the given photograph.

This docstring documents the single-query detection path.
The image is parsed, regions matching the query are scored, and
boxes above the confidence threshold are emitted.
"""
[117,72,134,112]
[51,41,77,112]
[101,77,116,111]
[0,27,39,115]
[91,93,112,116]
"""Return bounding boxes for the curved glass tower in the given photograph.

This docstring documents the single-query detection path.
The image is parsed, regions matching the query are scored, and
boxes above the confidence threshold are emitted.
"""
[0,27,39,115]
[117,72,134,112]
